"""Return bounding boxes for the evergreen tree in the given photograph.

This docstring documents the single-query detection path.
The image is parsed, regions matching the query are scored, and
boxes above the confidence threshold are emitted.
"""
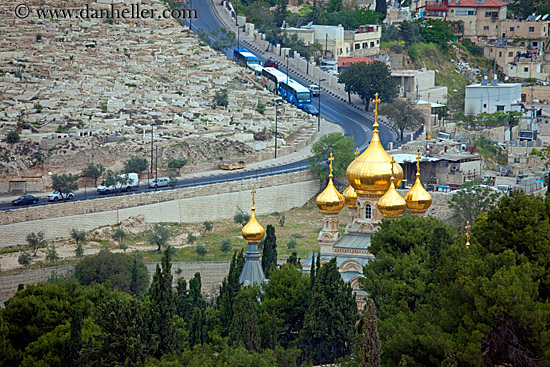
[63,309,83,366]
[129,257,139,297]
[148,246,177,357]
[261,225,278,278]
[229,287,261,352]
[310,253,316,288]
[358,299,382,367]
[274,0,288,27]
[175,278,192,323]
[300,258,357,365]
[189,272,205,310]
[188,307,207,347]
[218,250,245,333]
[375,0,386,20]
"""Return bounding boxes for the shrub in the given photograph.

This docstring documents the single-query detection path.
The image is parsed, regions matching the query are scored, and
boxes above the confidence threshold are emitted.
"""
[6,131,20,144]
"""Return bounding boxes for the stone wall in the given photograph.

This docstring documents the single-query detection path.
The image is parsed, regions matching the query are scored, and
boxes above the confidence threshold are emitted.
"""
[0,171,320,247]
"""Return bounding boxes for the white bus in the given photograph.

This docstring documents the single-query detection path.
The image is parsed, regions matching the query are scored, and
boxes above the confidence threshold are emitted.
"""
[261,67,288,94]
[248,64,263,79]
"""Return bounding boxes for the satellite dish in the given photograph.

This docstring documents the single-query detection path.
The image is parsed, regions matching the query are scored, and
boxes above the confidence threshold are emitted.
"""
[535,15,542,21]
[306,21,313,28]
[542,14,549,20]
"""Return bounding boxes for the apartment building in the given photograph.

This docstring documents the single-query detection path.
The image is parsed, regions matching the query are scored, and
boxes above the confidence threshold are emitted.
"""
[464,76,522,115]
[344,25,382,57]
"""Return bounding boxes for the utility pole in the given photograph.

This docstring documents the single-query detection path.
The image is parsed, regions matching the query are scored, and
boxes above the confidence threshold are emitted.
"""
[150,124,154,182]
[155,145,158,180]
[275,103,278,158]
[530,83,534,131]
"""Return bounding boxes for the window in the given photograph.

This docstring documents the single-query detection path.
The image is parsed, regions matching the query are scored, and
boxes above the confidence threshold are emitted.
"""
[362,42,367,48]
[365,204,372,219]
[508,51,513,57]
[355,44,360,50]
[497,105,504,111]
[514,158,520,163]
[370,41,375,47]
[456,9,476,16]
[529,26,535,32]
[484,26,489,30]
[485,11,498,17]
[533,41,538,46]
[510,27,515,31]
[484,103,487,108]
[524,67,529,72]
[499,51,502,57]
[377,40,380,44]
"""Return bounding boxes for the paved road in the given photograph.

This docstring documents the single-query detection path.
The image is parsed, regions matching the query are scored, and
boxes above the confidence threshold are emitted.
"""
[186,0,397,149]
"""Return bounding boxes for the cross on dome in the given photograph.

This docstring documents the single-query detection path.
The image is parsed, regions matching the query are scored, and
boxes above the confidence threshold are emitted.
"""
[251,186,256,209]
[416,151,421,175]
[372,93,381,131]
[328,152,334,177]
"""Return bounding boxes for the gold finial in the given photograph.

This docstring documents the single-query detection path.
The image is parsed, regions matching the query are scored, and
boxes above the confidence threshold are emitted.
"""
[355,147,360,158]
[328,152,335,177]
[465,220,471,248]
[390,156,396,180]
[372,93,381,131]
[416,151,421,177]
[251,186,256,209]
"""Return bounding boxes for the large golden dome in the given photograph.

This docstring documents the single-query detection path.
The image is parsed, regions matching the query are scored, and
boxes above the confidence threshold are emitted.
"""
[316,153,345,213]
[377,157,406,218]
[346,94,403,195]
[242,187,265,242]
[404,152,432,214]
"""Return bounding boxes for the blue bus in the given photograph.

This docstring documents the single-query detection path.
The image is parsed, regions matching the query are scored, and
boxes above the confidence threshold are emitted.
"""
[279,79,312,108]
[233,48,261,67]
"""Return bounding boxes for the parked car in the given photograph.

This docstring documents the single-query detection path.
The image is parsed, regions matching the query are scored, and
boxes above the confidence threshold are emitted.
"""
[48,191,74,201]
[12,195,39,206]
[97,172,139,194]
[308,84,320,96]
[264,58,279,69]
[149,177,171,188]
[219,161,246,170]
[303,104,319,116]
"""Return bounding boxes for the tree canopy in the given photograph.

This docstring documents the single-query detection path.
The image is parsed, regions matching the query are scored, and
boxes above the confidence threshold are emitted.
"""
[307,132,355,182]
[338,61,398,111]
[379,101,424,141]
[81,163,105,186]
[51,173,79,196]
[124,157,148,174]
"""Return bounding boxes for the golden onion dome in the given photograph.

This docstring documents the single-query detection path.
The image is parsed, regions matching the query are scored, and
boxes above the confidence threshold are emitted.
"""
[342,185,357,208]
[316,153,345,213]
[241,187,265,242]
[404,152,432,214]
[377,157,406,218]
[346,94,403,195]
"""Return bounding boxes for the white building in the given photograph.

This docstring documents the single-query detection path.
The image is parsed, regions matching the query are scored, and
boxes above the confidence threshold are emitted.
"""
[464,76,522,116]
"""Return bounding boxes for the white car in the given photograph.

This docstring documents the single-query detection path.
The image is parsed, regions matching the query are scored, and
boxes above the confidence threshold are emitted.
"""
[97,172,139,194]
[48,191,74,201]
[308,84,320,96]
[149,177,171,188]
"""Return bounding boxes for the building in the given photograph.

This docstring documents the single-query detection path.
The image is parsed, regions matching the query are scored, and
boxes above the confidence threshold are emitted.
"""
[344,25,382,57]
[303,94,433,308]
[283,24,381,61]
[239,187,266,286]
[391,68,448,105]
[464,76,522,115]
[420,0,508,40]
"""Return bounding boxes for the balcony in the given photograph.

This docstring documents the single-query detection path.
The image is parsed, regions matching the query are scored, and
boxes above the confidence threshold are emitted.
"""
[425,1,449,11]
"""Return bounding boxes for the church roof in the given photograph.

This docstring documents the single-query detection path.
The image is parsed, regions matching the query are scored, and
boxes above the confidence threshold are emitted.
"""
[334,233,372,250]
[239,249,266,286]
[340,270,364,283]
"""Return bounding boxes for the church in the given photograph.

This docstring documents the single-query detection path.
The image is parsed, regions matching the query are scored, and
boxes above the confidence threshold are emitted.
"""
[238,94,432,307]
[303,93,432,308]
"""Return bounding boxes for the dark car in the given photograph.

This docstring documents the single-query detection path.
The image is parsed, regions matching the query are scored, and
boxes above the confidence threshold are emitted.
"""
[12,195,39,206]
[264,58,279,69]
[303,104,319,116]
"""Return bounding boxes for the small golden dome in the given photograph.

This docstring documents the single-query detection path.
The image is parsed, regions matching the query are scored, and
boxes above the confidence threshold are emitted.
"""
[316,153,345,213]
[404,152,432,214]
[242,187,265,242]
[346,94,403,195]
[377,157,406,218]
[343,185,357,208]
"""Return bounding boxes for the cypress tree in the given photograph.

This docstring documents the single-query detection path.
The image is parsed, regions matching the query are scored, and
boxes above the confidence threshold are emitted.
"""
[189,272,205,310]
[148,246,177,357]
[300,258,358,365]
[375,0,386,20]
[63,309,83,366]
[310,253,316,288]
[129,257,139,297]
[262,225,278,278]
[229,287,261,352]
[175,278,192,323]
[189,307,207,347]
[218,250,245,332]
[358,299,382,367]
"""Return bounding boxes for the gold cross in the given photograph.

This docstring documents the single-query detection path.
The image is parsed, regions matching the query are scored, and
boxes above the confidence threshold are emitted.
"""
[465,220,471,248]
[355,147,360,158]
[372,92,381,114]
[416,151,421,174]
[390,156,396,177]
[251,186,256,207]
[328,152,334,176]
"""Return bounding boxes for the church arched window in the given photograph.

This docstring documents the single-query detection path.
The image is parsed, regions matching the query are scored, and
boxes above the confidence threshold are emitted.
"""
[365,204,372,219]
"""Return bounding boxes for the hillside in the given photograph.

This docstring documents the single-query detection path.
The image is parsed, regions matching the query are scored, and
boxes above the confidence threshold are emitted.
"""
[399,41,493,115]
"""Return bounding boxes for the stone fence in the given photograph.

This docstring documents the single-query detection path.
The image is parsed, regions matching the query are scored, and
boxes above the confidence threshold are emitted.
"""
[0,171,320,247]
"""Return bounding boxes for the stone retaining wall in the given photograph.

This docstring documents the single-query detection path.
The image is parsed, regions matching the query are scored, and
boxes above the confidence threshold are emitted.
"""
[0,171,320,247]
